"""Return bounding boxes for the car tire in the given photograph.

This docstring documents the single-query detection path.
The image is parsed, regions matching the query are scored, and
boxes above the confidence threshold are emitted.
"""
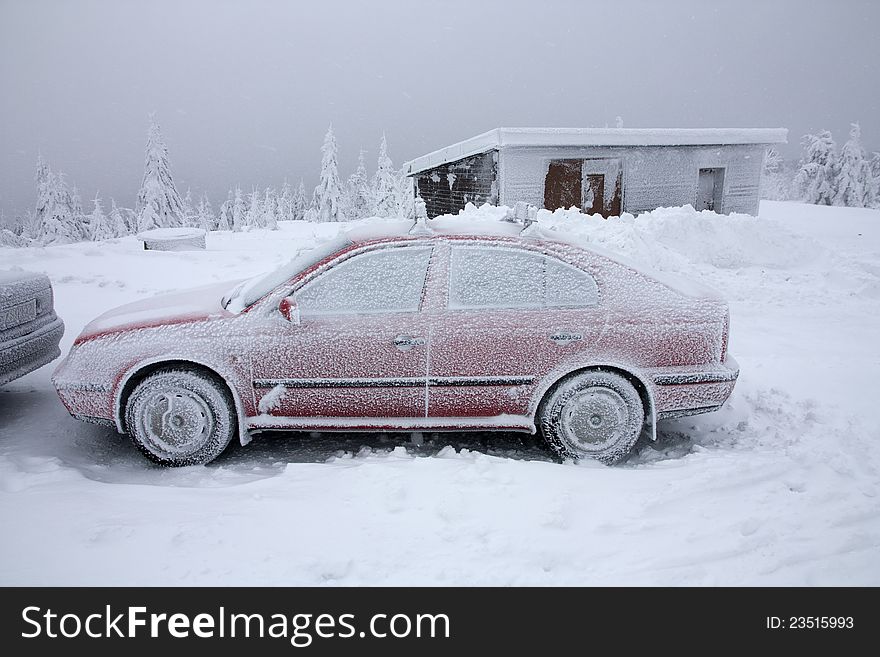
[538,370,645,465]
[124,367,236,466]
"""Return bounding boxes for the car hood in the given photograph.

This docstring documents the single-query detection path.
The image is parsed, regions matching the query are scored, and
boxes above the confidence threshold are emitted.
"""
[75,280,241,344]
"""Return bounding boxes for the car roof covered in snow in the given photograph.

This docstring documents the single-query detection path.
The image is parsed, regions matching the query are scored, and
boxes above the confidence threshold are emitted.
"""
[404,126,789,175]
[344,218,726,301]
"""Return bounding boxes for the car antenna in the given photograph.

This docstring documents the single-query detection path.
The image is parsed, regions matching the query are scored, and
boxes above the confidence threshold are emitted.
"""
[408,196,434,235]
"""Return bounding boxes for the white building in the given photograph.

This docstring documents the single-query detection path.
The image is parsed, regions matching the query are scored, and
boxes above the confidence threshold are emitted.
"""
[405,127,788,218]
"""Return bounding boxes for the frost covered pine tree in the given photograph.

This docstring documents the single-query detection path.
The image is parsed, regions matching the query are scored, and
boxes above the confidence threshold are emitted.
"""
[395,166,415,219]
[108,199,129,237]
[70,186,88,237]
[292,179,307,221]
[217,190,233,231]
[871,153,880,208]
[794,130,837,205]
[262,188,278,230]
[344,149,372,220]
[834,123,876,208]
[88,193,115,241]
[314,124,342,222]
[231,187,247,231]
[34,157,81,245]
[372,133,398,217]
[197,194,216,231]
[134,115,186,231]
[278,181,293,222]
[182,188,198,227]
[761,148,790,201]
[246,188,263,228]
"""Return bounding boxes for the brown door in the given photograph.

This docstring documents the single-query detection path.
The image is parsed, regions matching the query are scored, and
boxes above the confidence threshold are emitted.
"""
[584,174,605,216]
[544,160,582,211]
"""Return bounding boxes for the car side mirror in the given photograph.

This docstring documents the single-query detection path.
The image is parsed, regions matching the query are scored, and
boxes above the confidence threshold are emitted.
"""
[278,296,300,325]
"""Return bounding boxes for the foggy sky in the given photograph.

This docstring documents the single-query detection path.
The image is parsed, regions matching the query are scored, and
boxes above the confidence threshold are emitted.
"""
[1,0,878,218]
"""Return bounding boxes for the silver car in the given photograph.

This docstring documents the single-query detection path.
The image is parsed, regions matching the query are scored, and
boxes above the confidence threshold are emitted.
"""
[0,270,64,386]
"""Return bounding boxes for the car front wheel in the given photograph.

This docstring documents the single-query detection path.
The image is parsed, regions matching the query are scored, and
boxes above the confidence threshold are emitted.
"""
[124,367,237,466]
[538,370,645,465]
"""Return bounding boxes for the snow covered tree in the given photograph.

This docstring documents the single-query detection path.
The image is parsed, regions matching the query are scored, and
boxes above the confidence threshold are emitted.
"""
[0,228,25,248]
[344,149,372,220]
[108,199,129,237]
[761,148,791,201]
[182,188,198,227]
[33,157,81,245]
[231,187,247,231]
[395,166,415,219]
[135,115,186,231]
[217,190,233,230]
[262,188,278,230]
[314,124,342,222]
[197,194,216,231]
[246,188,263,228]
[871,153,880,208]
[794,130,837,205]
[833,123,876,208]
[278,181,293,222]
[371,133,398,217]
[88,193,115,241]
[292,179,307,221]
[70,185,87,237]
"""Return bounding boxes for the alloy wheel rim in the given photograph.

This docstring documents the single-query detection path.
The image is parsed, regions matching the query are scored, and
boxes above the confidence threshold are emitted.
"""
[560,386,629,453]
[139,386,214,457]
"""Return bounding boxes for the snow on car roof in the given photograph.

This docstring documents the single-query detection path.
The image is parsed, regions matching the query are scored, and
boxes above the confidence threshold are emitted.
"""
[404,127,789,175]
[226,210,725,314]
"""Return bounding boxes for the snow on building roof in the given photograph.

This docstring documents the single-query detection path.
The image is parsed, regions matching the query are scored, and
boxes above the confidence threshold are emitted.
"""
[404,127,788,175]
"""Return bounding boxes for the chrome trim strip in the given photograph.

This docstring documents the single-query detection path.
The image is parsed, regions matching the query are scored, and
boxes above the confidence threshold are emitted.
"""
[255,377,424,389]
[253,375,536,389]
[653,370,738,386]
[429,375,535,387]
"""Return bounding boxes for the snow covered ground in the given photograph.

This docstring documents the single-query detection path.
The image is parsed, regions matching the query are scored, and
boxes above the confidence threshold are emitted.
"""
[1,200,878,586]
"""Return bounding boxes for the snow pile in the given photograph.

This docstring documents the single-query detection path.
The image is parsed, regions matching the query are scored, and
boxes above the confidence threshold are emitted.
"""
[431,202,823,274]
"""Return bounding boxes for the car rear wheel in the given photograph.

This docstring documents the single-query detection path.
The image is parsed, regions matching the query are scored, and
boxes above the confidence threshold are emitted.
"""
[124,367,236,466]
[538,370,645,465]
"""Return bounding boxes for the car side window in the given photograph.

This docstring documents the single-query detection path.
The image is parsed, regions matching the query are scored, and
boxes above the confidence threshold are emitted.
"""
[448,245,598,310]
[296,246,432,317]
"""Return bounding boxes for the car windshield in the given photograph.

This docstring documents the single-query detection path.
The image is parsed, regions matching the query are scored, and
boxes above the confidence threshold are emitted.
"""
[222,235,352,313]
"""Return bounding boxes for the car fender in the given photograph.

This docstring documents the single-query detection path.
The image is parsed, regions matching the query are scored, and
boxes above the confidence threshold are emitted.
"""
[112,354,253,446]
[531,358,658,442]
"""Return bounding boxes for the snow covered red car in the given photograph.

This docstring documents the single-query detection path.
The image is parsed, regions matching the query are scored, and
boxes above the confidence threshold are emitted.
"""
[1,270,64,386]
[53,220,738,466]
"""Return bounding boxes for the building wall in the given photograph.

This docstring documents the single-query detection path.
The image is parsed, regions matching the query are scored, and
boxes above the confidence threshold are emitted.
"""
[498,144,767,215]
[413,151,498,219]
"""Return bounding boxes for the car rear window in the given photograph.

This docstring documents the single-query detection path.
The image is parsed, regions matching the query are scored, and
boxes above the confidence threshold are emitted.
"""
[449,245,598,310]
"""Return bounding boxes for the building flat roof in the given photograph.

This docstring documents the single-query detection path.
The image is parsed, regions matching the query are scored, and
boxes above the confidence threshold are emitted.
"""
[404,127,788,175]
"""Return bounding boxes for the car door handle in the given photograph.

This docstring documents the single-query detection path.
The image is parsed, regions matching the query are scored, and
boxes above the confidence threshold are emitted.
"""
[393,335,426,351]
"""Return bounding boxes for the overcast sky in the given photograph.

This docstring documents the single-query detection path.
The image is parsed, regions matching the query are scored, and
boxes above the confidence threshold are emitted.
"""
[1,0,878,217]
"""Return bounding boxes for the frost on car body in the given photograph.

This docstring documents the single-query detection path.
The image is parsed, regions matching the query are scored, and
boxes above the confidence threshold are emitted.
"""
[52,220,738,465]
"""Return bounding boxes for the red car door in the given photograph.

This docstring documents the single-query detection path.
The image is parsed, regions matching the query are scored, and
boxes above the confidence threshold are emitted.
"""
[427,241,603,420]
[249,243,434,421]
